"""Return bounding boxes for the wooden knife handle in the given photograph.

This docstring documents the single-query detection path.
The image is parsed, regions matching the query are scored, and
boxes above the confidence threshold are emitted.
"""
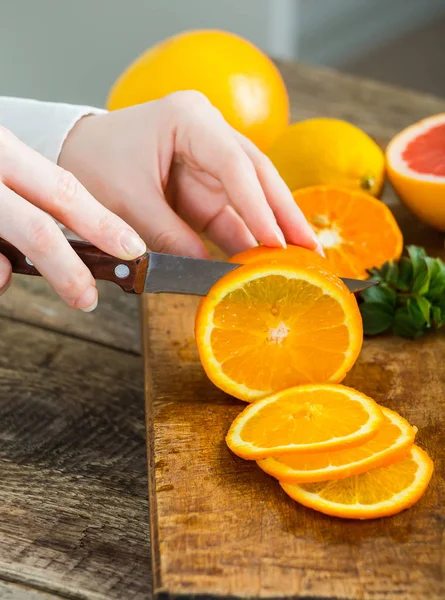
[0,237,149,294]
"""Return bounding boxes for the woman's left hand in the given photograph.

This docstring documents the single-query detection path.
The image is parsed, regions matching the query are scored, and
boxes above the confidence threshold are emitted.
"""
[59,91,322,259]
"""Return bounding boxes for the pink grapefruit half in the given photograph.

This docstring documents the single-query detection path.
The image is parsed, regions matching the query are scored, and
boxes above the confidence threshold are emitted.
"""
[386,114,445,230]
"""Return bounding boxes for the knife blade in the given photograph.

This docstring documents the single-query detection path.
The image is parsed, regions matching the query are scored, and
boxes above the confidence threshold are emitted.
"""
[0,237,377,295]
[145,252,377,295]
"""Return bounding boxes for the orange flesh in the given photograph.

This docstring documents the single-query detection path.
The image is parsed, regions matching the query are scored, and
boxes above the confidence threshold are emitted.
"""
[280,445,433,519]
[259,408,415,481]
[290,446,431,505]
[240,388,372,448]
[402,122,445,176]
[293,186,403,279]
[211,275,349,391]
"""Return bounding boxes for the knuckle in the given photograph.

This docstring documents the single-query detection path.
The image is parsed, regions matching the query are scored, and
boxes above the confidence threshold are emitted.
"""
[26,217,58,253]
[166,90,212,118]
[97,211,114,234]
[59,272,88,298]
[151,230,178,254]
[53,168,82,209]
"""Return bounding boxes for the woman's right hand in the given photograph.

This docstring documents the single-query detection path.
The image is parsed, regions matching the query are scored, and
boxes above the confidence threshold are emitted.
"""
[0,125,146,311]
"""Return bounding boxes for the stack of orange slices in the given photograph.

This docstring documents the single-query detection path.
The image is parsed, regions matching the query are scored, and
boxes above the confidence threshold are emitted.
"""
[226,384,432,519]
[195,244,434,519]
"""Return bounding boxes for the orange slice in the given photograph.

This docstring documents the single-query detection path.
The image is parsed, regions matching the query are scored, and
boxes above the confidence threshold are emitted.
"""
[292,186,403,279]
[228,244,339,275]
[195,261,363,402]
[386,113,445,231]
[258,407,415,483]
[281,445,433,519]
[226,384,383,459]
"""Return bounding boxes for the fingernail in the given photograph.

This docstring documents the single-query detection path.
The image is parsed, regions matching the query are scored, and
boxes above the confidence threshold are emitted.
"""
[316,242,326,257]
[310,230,325,256]
[120,230,146,258]
[77,285,98,312]
[274,227,287,249]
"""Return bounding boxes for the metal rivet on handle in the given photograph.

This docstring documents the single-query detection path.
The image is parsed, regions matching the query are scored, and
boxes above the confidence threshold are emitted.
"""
[114,264,130,279]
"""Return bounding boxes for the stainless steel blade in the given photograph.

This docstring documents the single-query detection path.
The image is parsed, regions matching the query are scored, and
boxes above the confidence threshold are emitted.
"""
[341,277,378,293]
[144,252,378,295]
[144,253,240,295]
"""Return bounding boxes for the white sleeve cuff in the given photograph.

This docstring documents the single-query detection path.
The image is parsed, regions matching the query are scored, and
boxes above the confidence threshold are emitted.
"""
[0,97,107,163]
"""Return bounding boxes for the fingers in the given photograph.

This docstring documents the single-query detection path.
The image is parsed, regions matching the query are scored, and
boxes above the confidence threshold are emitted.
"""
[167,163,258,255]
[236,134,325,256]
[204,204,258,256]
[133,191,209,258]
[0,183,98,311]
[0,127,146,260]
[169,92,287,249]
[0,253,12,296]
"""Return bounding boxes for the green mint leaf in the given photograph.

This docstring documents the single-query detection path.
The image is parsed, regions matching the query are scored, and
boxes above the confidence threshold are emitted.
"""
[407,246,427,278]
[361,283,397,308]
[410,296,431,327]
[360,302,394,335]
[427,258,445,298]
[393,306,425,339]
[397,257,414,291]
[411,258,430,295]
[407,298,427,329]
[386,261,399,286]
[432,305,443,328]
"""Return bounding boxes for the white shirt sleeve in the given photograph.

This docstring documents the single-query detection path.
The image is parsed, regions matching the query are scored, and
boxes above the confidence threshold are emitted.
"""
[0,97,106,163]
[0,97,107,239]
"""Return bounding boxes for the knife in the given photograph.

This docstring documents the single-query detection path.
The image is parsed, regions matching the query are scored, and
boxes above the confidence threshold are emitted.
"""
[0,238,377,296]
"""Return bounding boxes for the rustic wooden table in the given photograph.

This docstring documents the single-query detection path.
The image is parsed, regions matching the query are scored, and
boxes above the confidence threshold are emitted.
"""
[0,61,444,600]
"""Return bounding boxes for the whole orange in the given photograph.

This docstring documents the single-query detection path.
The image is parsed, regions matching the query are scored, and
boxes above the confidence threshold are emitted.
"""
[106,29,289,151]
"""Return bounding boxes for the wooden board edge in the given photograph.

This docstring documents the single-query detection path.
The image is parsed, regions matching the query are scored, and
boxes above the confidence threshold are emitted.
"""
[141,295,162,596]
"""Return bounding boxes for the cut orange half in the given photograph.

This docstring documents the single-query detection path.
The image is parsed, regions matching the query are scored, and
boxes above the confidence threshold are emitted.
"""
[292,186,403,279]
[386,113,445,231]
[281,445,433,519]
[226,384,383,459]
[195,261,363,402]
[258,407,415,483]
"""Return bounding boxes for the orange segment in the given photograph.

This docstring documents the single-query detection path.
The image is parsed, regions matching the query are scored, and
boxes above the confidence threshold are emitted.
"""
[195,261,363,401]
[292,186,403,279]
[281,445,433,519]
[226,384,383,459]
[258,407,415,483]
[228,244,339,275]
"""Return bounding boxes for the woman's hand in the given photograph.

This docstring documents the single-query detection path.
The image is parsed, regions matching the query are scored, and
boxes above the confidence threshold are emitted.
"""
[0,125,146,310]
[59,91,322,260]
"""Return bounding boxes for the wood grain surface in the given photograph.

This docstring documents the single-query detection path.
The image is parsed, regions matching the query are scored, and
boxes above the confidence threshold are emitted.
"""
[1,59,445,600]
[143,62,445,600]
[0,319,151,599]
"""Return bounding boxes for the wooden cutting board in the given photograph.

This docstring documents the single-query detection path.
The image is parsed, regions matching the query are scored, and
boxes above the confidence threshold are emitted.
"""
[142,201,445,600]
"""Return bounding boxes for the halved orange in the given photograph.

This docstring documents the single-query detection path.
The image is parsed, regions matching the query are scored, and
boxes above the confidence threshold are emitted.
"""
[281,445,433,519]
[386,113,445,231]
[195,261,363,402]
[226,384,383,459]
[292,186,403,279]
[228,244,339,275]
[258,407,415,483]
